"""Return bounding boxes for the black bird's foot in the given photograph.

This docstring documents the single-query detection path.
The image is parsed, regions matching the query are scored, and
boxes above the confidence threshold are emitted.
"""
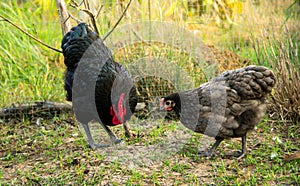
[197,138,223,158]
[89,143,111,149]
[124,131,131,138]
[123,122,131,138]
[88,139,124,149]
[112,138,123,144]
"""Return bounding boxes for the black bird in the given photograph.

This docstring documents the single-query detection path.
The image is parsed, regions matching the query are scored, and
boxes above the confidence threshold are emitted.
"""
[62,23,138,149]
[160,65,276,158]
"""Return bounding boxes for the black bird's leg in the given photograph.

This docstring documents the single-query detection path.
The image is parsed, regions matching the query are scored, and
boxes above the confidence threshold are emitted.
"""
[100,122,122,144]
[82,123,110,149]
[198,137,224,157]
[123,122,131,138]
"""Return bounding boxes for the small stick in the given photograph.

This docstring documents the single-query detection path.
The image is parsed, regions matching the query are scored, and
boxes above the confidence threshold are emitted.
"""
[69,1,102,36]
[95,5,104,19]
[81,8,100,35]
[68,12,81,23]
[0,15,62,53]
[103,0,133,41]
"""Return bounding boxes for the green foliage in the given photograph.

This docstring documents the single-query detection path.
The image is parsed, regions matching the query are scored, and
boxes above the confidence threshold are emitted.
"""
[0,1,64,107]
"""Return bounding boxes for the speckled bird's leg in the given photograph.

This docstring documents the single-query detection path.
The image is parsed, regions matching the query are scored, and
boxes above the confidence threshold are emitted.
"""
[198,137,224,157]
[226,135,247,159]
[236,135,247,159]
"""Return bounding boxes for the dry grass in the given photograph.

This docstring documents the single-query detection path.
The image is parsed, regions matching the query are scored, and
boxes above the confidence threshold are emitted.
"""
[254,27,300,123]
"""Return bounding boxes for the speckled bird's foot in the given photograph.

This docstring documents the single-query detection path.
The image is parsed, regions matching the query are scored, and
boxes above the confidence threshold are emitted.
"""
[198,150,215,158]
[225,150,246,159]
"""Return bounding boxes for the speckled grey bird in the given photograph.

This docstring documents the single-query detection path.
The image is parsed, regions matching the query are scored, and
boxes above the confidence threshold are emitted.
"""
[160,65,276,159]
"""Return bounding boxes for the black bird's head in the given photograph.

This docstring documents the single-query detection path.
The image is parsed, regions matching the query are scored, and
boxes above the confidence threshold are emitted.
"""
[109,73,137,125]
[110,93,127,125]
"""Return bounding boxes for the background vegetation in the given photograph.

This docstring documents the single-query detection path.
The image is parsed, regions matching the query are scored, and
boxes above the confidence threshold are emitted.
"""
[0,0,299,185]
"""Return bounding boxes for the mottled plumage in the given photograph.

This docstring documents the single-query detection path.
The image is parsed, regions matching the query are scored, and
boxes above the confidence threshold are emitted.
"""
[62,23,138,149]
[160,65,276,158]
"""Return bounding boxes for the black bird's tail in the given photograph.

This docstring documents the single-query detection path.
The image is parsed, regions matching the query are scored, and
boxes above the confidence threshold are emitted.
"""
[61,23,98,101]
[61,23,98,69]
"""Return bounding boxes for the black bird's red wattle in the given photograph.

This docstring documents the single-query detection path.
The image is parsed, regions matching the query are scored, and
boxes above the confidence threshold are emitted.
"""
[110,93,127,125]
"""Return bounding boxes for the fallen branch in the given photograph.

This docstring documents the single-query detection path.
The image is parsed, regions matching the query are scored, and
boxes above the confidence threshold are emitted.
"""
[0,15,62,53]
[0,101,147,122]
[0,101,72,121]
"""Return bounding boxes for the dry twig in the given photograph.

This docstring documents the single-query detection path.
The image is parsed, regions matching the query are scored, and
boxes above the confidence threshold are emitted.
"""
[81,8,100,34]
[0,15,62,53]
[68,0,102,35]
[67,12,82,23]
[103,0,133,41]
[66,0,132,40]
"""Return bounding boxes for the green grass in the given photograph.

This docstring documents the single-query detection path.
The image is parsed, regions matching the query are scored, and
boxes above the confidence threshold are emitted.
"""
[0,0,299,185]
[2,116,298,185]
[0,1,64,107]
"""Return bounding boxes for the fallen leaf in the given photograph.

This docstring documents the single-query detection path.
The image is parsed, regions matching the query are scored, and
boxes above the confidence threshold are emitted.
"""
[284,151,300,161]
